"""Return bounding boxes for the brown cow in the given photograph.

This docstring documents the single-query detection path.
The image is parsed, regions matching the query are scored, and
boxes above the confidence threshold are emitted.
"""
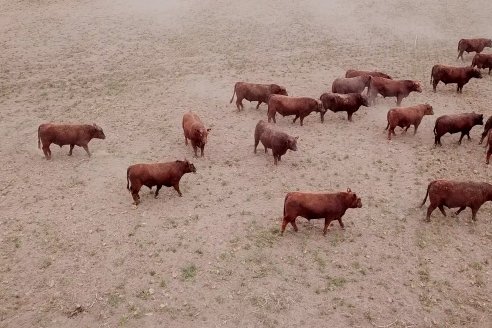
[471,53,492,75]
[385,104,434,140]
[430,65,482,93]
[229,82,288,111]
[182,112,211,157]
[267,95,325,126]
[319,92,369,122]
[367,77,422,106]
[254,120,298,165]
[331,75,371,94]
[281,189,362,235]
[37,123,105,160]
[345,69,392,80]
[126,160,196,205]
[486,130,492,164]
[457,38,492,61]
[479,116,492,144]
[421,180,492,221]
[433,112,484,146]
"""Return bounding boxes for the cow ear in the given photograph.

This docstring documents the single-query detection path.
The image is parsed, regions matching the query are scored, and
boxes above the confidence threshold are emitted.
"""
[347,188,351,193]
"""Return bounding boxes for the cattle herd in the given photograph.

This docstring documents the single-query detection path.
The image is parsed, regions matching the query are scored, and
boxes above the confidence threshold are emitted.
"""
[36,38,492,235]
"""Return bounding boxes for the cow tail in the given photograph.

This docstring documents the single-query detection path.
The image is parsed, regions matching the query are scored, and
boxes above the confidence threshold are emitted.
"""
[229,83,237,103]
[430,66,434,85]
[37,125,41,149]
[433,119,438,136]
[457,39,463,52]
[420,182,432,207]
[126,167,131,191]
[384,122,389,131]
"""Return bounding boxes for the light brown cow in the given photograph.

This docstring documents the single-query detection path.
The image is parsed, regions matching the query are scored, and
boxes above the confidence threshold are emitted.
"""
[345,69,392,80]
[267,95,325,126]
[254,120,298,165]
[367,77,422,106]
[230,82,288,111]
[182,112,211,157]
[331,75,371,94]
[385,104,434,140]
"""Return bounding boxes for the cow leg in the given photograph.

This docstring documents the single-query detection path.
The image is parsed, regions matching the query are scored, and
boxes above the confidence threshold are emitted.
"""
[320,112,325,123]
[299,117,304,126]
[426,204,436,222]
[455,206,466,216]
[403,126,409,134]
[414,123,420,135]
[256,101,262,109]
[173,184,183,197]
[192,145,198,157]
[200,146,204,157]
[290,218,298,232]
[42,144,51,160]
[154,185,162,198]
[82,145,91,157]
[323,219,331,235]
[434,135,441,146]
[487,150,491,164]
[337,218,345,230]
[264,145,268,153]
[184,136,188,145]
[273,152,278,165]
[387,128,392,140]
[292,115,298,124]
[457,51,464,61]
[236,97,243,111]
[488,67,491,75]
[396,95,403,106]
[281,215,296,235]
[68,144,75,156]
[457,84,463,93]
[131,184,141,205]
[277,155,282,162]
[438,205,447,217]
[466,131,471,140]
[471,207,480,221]
[347,112,353,122]
[432,81,438,92]
[458,132,465,144]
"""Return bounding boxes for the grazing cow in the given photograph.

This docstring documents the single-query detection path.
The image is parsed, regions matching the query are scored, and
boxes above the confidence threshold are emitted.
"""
[230,82,288,111]
[126,160,196,205]
[267,95,325,126]
[433,112,483,146]
[254,120,298,165]
[37,123,106,160]
[421,180,492,221]
[345,69,392,80]
[430,65,482,93]
[479,116,492,144]
[182,112,211,157]
[367,77,422,106]
[471,53,492,75]
[486,131,492,164]
[331,75,371,94]
[385,104,434,140]
[319,92,369,122]
[281,189,362,235]
[457,38,492,61]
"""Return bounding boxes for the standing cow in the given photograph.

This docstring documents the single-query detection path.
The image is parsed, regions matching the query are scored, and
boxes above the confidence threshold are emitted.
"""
[345,69,392,80]
[126,160,196,205]
[433,112,484,146]
[367,77,422,106]
[182,111,211,157]
[230,82,288,111]
[331,75,371,94]
[254,120,298,165]
[267,95,325,126]
[385,104,434,140]
[471,53,492,75]
[430,65,482,93]
[319,93,369,122]
[479,116,492,144]
[281,189,362,235]
[457,38,492,61]
[421,180,492,221]
[37,123,106,160]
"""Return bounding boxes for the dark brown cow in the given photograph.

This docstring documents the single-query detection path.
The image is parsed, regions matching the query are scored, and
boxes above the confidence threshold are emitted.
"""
[486,130,492,164]
[267,95,325,126]
[367,77,422,106]
[281,189,362,235]
[230,82,288,111]
[471,53,492,75]
[126,160,196,205]
[421,180,492,221]
[479,116,492,144]
[331,75,371,94]
[457,38,492,61]
[319,92,369,122]
[182,112,211,157]
[433,112,484,146]
[254,120,298,165]
[37,123,106,160]
[430,65,482,93]
[345,69,392,80]
[385,104,434,140]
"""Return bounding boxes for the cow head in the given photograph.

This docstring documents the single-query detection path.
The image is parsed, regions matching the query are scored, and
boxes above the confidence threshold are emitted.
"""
[92,123,106,139]
[287,136,298,151]
[272,84,288,96]
[486,39,492,47]
[183,159,197,173]
[412,81,422,93]
[470,68,482,79]
[316,99,325,113]
[359,94,369,107]
[346,188,362,208]
[473,113,484,126]
[424,104,434,115]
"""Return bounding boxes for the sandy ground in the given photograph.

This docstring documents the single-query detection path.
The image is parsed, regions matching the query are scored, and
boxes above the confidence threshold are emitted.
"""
[1,0,492,327]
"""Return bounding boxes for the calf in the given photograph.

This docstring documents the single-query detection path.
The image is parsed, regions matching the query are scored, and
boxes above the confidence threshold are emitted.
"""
[433,112,484,146]
[471,53,492,75]
[267,95,325,126]
[230,82,288,111]
[457,38,492,61]
[182,111,211,157]
[421,180,492,221]
[487,130,492,164]
[367,77,422,106]
[385,104,434,140]
[319,93,368,122]
[281,189,362,235]
[430,64,482,93]
[37,123,105,160]
[479,116,492,144]
[331,75,371,94]
[126,160,196,205]
[254,120,297,165]
[345,69,392,80]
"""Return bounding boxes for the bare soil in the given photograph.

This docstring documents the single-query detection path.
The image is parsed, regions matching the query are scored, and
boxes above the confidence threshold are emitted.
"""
[1,0,491,327]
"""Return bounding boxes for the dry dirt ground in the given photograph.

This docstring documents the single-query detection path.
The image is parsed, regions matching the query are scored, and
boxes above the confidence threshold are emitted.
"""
[1,0,492,327]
